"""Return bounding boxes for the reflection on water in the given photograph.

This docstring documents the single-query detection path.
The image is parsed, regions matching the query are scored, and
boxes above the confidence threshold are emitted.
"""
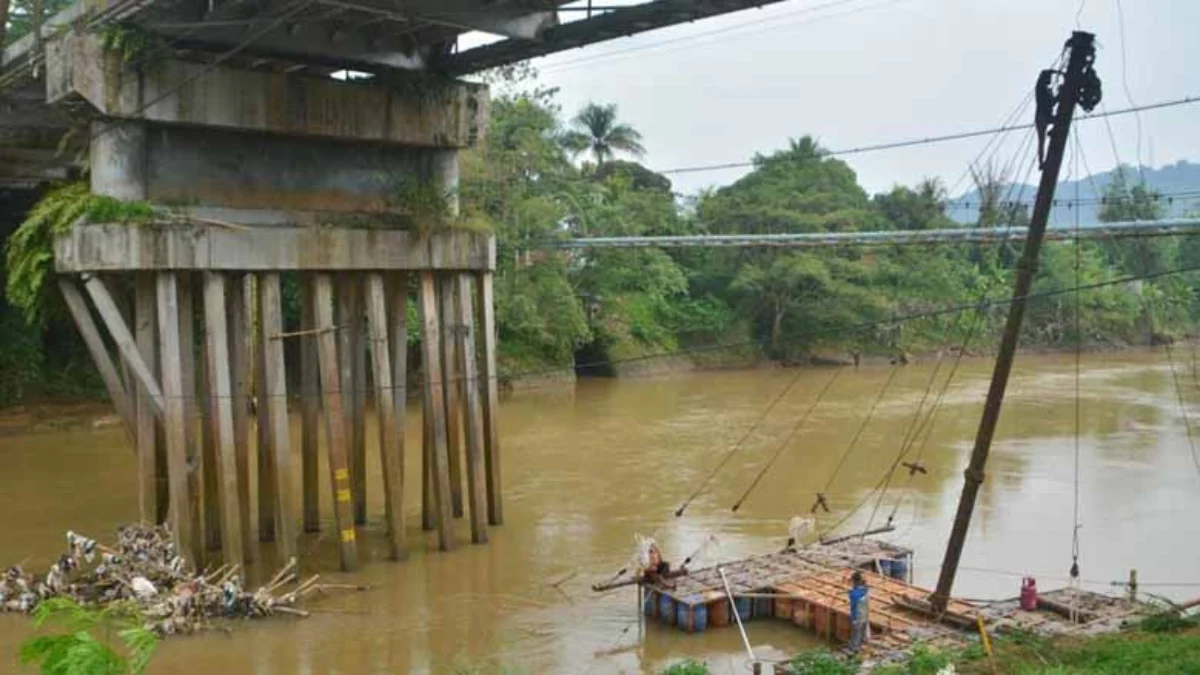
[0,350,1198,674]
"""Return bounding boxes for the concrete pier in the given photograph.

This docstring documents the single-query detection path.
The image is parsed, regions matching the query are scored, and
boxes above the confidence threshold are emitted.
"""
[41,24,499,572]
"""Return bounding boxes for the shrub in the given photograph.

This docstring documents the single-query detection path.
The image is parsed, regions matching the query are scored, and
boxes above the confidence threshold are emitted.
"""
[18,597,158,675]
[660,659,711,675]
[789,649,857,675]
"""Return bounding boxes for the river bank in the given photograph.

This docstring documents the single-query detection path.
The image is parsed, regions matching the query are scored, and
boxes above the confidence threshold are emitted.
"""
[669,620,1200,675]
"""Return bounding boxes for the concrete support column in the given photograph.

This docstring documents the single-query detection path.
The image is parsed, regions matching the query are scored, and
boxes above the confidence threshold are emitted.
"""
[90,119,147,201]
[431,150,460,216]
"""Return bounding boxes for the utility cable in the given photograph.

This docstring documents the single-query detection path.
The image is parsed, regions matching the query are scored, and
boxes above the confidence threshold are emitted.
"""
[75,257,1200,416]
[945,188,1200,211]
[1070,130,1083,593]
[810,364,901,515]
[92,261,1200,405]
[655,95,1200,175]
[1113,0,1145,182]
[860,351,947,532]
[868,133,1038,534]
[672,365,807,518]
[1164,341,1200,484]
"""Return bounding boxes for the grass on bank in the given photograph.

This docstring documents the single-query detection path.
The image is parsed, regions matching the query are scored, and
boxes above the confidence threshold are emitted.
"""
[658,612,1200,675]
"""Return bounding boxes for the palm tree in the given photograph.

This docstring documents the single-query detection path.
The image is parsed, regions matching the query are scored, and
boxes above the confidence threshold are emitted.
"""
[560,102,646,165]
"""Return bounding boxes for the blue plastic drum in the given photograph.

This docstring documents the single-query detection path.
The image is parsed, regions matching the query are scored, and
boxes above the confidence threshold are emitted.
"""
[659,594,676,625]
[878,558,894,578]
[733,596,752,622]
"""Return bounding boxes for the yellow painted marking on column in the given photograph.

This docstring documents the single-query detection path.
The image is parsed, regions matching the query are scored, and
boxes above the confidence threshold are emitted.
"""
[340,528,356,543]
[335,468,349,480]
[337,489,352,503]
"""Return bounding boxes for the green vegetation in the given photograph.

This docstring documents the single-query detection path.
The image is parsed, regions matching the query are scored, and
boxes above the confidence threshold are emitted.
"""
[789,648,859,674]
[0,184,157,404]
[658,659,712,675]
[560,102,647,166]
[873,642,951,674]
[864,612,1200,675]
[18,597,158,675]
[5,183,154,327]
[2,85,1198,405]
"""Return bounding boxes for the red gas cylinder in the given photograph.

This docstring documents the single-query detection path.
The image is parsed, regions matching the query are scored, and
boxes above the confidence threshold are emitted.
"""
[1020,577,1038,611]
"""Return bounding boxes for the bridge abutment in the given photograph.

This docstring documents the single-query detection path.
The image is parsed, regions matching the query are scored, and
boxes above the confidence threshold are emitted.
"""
[44,28,500,574]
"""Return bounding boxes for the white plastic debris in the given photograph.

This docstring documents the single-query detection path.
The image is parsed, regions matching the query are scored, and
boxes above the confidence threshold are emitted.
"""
[789,516,815,543]
[131,576,158,599]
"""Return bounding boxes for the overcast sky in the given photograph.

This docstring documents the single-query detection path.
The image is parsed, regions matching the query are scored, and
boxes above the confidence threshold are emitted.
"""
[498,0,1200,197]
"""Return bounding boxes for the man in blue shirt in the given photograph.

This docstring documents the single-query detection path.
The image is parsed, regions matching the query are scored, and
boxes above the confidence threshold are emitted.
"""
[848,571,870,653]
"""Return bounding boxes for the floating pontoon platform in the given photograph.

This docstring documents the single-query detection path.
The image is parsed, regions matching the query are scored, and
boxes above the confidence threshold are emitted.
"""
[633,538,1156,667]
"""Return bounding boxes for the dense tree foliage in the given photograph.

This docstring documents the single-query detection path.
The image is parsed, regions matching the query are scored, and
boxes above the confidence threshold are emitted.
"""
[1,89,1197,403]
[560,102,646,167]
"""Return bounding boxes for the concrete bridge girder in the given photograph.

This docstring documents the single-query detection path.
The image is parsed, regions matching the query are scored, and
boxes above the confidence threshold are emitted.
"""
[38,28,487,216]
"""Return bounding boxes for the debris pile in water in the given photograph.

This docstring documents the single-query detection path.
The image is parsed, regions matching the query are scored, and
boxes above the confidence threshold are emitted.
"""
[0,524,355,635]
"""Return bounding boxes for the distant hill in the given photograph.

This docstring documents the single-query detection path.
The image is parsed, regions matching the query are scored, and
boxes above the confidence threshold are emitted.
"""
[947,160,1200,225]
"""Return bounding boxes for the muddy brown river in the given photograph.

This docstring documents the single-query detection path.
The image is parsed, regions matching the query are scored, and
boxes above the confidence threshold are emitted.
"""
[1,351,1198,673]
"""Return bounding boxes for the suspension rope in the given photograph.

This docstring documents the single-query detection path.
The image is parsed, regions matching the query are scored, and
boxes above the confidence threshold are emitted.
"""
[673,366,807,518]
[860,352,948,530]
[868,286,993,533]
[730,367,844,513]
[1164,342,1200,483]
[1070,130,1084,598]
[810,364,901,515]
[875,135,1041,532]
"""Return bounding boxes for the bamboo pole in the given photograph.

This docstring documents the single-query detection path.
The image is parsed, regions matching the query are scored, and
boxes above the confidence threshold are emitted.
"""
[312,274,359,570]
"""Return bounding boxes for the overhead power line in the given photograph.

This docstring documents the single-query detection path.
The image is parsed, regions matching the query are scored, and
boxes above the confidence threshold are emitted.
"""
[654,94,1200,175]
[541,217,1200,250]
[945,189,1200,210]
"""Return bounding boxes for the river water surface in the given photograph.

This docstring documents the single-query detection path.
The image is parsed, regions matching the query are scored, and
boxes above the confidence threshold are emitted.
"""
[1,351,1199,673]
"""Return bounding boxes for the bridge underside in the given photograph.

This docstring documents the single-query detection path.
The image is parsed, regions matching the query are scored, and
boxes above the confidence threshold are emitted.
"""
[1,0,784,191]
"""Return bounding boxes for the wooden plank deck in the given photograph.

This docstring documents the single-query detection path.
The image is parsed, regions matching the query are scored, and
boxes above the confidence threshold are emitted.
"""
[633,538,1153,668]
